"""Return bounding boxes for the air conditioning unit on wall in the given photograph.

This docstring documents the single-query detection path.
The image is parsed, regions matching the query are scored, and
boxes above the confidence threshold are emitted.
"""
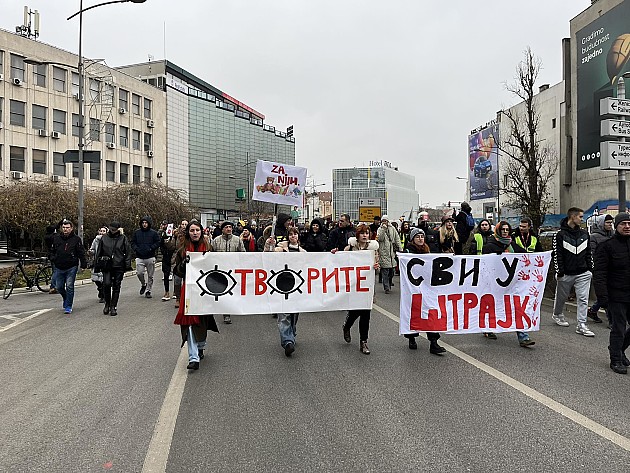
[12,78,22,86]
[11,171,23,180]
[38,129,48,137]
[51,175,60,182]
[119,108,127,114]
[51,131,60,139]
[147,119,154,128]
[106,142,116,149]
[147,150,154,158]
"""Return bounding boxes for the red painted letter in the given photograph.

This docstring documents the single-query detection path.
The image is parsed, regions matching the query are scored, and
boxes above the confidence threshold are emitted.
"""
[355,266,370,292]
[255,269,267,295]
[234,269,253,295]
[478,294,497,329]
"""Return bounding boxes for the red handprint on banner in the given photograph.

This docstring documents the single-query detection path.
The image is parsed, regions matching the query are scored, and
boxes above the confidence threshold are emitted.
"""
[534,255,544,267]
[533,269,544,282]
[518,270,530,281]
[521,255,531,267]
[533,298,539,312]
[529,286,540,298]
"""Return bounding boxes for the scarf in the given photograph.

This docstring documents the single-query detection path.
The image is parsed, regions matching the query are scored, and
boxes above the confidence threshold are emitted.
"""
[497,236,513,252]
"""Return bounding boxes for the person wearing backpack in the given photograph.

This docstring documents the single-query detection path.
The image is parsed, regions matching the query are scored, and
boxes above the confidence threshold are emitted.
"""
[455,202,475,254]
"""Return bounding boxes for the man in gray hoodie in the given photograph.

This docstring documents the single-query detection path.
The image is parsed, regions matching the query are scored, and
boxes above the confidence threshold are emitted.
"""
[588,214,614,324]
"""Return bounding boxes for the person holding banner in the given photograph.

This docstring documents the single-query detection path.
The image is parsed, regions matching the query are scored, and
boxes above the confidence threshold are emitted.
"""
[265,227,306,357]
[403,228,446,354]
[482,221,535,347]
[342,224,380,355]
[469,219,493,255]
[212,221,246,324]
[173,221,219,371]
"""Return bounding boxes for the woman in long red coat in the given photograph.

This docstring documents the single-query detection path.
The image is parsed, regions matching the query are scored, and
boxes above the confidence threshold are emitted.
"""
[173,221,219,370]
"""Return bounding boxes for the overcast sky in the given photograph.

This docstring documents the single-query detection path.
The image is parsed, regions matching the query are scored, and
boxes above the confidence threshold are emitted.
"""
[4,0,591,207]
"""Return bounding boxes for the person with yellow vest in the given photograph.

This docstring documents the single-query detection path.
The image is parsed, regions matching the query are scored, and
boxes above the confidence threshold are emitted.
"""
[469,219,493,255]
[512,217,543,253]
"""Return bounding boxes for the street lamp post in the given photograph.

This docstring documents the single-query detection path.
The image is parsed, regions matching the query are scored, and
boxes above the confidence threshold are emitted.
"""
[67,0,146,242]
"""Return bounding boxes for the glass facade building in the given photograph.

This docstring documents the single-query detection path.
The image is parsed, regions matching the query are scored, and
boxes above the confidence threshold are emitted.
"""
[117,60,295,220]
[332,167,419,222]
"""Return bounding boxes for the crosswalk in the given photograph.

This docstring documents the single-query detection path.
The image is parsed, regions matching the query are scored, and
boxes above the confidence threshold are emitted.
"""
[0,308,53,332]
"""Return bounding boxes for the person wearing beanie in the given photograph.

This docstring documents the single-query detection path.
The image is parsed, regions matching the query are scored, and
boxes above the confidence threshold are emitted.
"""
[376,214,402,294]
[594,212,630,374]
[212,220,245,324]
[588,213,614,324]
[403,227,446,354]
[96,221,132,316]
[552,207,595,337]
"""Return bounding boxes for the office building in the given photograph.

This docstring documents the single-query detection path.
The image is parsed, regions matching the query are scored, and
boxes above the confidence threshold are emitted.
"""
[332,165,419,222]
[116,60,296,222]
[0,28,166,187]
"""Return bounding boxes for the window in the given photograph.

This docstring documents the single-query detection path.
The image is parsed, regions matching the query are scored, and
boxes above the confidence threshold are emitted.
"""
[32,149,46,174]
[0,51,3,72]
[32,105,47,130]
[72,113,81,137]
[119,126,129,147]
[133,165,141,184]
[102,83,114,106]
[53,152,65,177]
[10,54,25,81]
[132,129,141,150]
[10,100,25,126]
[106,160,116,182]
[72,163,80,178]
[33,64,46,87]
[72,72,80,96]
[10,146,25,172]
[132,93,140,115]
[0,144,3,171]
[144,167,152,183]
[53,109,66,134]
[143,132,152,152]
[119,89,128,111]
[0,98,3,124]
[144,98,152,118]
[89,118,101,141]
[53,67,66,92]
[120,163,129,183]
[89,78,100,102]
[105,122,115,143]
[552,118,557,129]
[90,162,100,180]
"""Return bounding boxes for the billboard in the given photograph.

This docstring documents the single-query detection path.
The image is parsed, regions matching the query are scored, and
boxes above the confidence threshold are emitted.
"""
[468,124,499,201]
[576,0,630,170]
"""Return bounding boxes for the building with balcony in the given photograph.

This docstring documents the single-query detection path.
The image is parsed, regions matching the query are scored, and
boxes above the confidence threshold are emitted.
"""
[0,28,166,188]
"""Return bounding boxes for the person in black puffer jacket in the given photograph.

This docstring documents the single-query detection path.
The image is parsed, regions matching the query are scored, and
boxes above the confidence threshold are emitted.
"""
[551,208,594,337]
[51,219,87,314]
[302,218,328,252]
[131,215,161,299]
[594,212,630,374]
[97,222,132,317]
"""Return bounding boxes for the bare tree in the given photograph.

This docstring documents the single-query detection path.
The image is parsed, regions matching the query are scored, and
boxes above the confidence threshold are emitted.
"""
[498,47,558,230]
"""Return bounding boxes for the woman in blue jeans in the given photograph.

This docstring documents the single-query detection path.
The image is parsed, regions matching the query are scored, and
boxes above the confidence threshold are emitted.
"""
[265,226,305,357]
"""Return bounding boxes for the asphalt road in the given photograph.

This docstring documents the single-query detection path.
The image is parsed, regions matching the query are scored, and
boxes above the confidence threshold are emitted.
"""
[1,274,629,472]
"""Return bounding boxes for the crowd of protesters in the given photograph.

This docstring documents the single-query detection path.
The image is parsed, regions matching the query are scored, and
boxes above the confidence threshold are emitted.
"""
[39,202,630,375]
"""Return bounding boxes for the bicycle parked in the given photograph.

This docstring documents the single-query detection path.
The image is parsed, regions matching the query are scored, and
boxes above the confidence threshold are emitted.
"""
[2,250,53,299]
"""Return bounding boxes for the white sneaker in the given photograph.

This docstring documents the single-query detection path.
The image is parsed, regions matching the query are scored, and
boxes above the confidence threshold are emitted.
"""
[552,314,570,327]
[576,323,595,337]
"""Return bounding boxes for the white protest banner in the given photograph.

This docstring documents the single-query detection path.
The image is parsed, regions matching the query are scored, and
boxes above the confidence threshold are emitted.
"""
[398,252,552,335]
[252,160,307,207]
[185,251,375,315]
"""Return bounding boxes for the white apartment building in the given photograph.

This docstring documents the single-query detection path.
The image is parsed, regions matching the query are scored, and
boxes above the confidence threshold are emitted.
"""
[0,28,166,187]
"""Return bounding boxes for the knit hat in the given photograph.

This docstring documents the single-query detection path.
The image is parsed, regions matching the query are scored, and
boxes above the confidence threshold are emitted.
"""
[614,212,630,227]
[381,214,390,222]
[409,227,425,241]
[604,214,614,222]
[221,221,234,230]
[277,213,292,228]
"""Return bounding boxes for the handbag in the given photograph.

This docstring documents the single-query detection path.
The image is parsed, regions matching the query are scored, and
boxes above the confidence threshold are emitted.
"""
[94,236,121,273]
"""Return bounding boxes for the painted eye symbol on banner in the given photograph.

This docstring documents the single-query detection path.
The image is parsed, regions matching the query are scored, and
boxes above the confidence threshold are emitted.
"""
[267,264,305,300]
[196,265,237,301]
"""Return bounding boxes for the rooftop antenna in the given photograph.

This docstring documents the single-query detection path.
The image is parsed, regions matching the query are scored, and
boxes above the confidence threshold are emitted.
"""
[15,5,40,40]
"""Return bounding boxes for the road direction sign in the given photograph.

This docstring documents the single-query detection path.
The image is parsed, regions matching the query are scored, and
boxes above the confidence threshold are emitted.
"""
[62,150,101,164]
[359,198,381,207]
[600,97,630,116]
[358,197,382,221]
[600,141,630,170]
[601,119,630,137]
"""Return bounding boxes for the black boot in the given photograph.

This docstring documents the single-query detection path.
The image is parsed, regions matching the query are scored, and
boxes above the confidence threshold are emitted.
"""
[430,340,446,355]
[408,337,418,350]
[103,290,111,314]
[110,289,120,317]
[103,303,110,315]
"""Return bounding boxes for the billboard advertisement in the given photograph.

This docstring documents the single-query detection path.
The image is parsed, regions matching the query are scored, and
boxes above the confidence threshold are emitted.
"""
[468,124,499,201]
[576,0,630,170]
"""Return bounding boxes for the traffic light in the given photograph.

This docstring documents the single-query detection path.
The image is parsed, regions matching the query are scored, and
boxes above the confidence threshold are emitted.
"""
[448,201,451,207]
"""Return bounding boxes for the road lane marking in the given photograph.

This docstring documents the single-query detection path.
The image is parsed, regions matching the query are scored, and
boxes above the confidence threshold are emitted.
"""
[372,303,630,452]
[0,308,53,332]
[142,347,189,473]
